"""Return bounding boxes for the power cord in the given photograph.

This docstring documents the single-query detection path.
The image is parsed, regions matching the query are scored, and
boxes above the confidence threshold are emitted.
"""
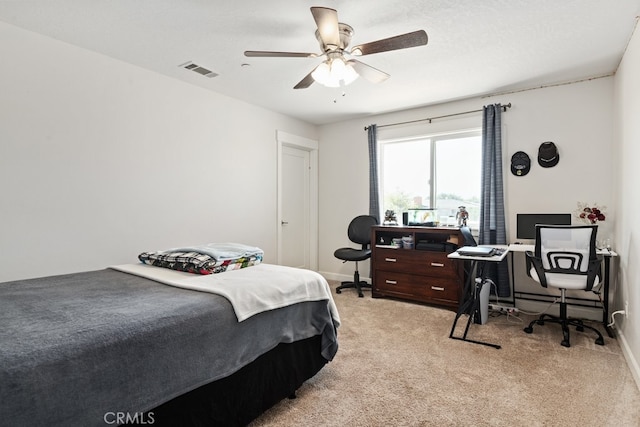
[483,279,524,323]
[608,310,626,328]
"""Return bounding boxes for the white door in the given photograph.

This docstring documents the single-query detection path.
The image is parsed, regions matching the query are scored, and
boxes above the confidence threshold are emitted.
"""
[277,131,318,270]
[280,145,310,268]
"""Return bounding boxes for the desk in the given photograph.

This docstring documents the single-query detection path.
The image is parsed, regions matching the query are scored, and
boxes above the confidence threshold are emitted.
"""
[508,244,618,337]
[448,246,509,349]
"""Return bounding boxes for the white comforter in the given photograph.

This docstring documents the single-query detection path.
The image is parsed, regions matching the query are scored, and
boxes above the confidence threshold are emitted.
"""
[110,263,340,324]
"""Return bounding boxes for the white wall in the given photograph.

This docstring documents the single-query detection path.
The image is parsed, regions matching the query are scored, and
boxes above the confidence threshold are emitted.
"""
[318,77,615,280]
[613,22,640,388]
[0,22,317,282]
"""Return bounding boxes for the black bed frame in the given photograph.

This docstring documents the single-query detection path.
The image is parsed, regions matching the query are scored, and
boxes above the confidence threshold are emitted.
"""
[142,335,327,426]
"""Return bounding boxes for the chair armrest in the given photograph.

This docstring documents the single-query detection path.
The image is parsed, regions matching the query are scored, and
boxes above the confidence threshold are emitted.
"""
[525,250,548,288]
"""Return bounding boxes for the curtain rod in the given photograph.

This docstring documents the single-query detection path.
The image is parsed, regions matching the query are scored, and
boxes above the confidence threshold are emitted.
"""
[364,102,511,131]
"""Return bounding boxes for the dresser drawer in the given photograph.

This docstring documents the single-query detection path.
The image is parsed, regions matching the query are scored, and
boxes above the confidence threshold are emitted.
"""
[374,249,461,279]
[374,270,460,303]
[422,277,461,304]
[374,270,422,298]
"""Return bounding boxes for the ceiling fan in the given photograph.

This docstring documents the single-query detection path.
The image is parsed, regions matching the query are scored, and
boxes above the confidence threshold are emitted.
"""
[244,6,428,89]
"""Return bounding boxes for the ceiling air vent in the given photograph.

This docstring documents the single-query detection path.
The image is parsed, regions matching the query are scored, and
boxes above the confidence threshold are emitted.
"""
[179,61,218,78]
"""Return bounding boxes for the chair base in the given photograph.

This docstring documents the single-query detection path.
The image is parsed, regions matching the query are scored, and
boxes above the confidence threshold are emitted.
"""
[335,263,372,298]
[523,311,605,347]
[336,280,372,298]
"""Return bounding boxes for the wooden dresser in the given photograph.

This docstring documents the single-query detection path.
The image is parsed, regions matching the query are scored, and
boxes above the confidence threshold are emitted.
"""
[371,225,465,309]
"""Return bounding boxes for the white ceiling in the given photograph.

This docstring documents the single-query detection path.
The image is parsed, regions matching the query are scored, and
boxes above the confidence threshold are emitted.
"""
[1,0,639,125]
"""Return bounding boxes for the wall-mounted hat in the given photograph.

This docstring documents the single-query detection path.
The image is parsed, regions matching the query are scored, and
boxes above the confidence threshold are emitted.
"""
[538,141,559,168]
[511,151,530,176]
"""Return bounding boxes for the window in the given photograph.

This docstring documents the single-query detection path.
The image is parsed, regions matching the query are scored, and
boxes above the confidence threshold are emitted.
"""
[379,130,482,228]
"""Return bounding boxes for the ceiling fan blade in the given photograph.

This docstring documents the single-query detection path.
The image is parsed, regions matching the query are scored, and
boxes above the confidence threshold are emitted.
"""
[350,30,428,56]
[311,7,340,49]
[349,59,390,83]
[293,69,316,89]
[244,50,317,58]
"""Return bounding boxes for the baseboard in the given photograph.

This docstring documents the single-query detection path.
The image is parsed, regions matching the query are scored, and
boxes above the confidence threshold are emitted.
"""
[616,328,640,392]
[318,271,371,284]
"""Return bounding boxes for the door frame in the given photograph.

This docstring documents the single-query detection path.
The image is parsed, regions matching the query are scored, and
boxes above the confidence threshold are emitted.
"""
[276,130,318,270]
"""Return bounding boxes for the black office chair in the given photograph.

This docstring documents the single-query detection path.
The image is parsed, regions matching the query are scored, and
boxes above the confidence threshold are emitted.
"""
[334,215,378,297]
[523,224,605,347]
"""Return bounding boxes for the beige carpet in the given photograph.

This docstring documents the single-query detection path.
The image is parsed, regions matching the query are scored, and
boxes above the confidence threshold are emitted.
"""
[250,283,640,427]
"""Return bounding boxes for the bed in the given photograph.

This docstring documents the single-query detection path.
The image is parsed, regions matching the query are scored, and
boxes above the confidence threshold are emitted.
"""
[0,248,339,426]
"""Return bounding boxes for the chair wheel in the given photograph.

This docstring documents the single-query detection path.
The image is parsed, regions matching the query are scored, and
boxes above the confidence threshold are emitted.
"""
[336,289,342,294]
[524,326,533,334]
[595,337,605,346]
[561,340,571,348]
[358,293,364,298]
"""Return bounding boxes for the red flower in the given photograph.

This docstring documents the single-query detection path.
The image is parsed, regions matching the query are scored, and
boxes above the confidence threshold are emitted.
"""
[576,203,606,224]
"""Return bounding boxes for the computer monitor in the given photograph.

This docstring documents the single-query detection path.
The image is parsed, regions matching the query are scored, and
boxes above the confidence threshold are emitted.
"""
[516,213,572,240]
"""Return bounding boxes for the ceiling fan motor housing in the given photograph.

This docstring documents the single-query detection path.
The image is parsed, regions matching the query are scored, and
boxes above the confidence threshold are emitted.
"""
[316,23,354,52]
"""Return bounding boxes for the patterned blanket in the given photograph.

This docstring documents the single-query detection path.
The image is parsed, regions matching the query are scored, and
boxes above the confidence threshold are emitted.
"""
[138,243,263,275]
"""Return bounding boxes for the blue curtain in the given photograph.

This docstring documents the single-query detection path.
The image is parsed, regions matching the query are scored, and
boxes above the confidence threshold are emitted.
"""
[480,104,510,297]
[368,124,380,223]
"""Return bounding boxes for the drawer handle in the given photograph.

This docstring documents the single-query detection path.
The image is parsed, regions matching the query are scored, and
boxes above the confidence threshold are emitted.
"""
[430,262,445,267]
[385,258,397,262]
[385,280,397,285]
[431,286,445,291]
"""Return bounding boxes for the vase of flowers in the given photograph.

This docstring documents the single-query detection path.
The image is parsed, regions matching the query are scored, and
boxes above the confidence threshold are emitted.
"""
[575,202,606,224]
[575,202,612,249]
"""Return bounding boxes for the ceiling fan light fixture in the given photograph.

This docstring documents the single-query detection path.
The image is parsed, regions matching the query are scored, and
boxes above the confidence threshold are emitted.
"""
[331,56,346,76]
[311,61,334,86]
[312,57,359,88]
[342,60,359,85]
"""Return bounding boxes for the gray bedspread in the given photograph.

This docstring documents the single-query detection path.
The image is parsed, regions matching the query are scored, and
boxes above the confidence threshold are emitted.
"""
[0,269,339,426]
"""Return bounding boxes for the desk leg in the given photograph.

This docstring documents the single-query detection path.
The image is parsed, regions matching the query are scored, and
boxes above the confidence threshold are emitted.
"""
[603,256,615,338]
[449,260,501,350]
[508,252,516,305]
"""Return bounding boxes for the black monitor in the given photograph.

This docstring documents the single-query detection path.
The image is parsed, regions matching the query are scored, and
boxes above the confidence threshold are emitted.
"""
[516,213,572,240]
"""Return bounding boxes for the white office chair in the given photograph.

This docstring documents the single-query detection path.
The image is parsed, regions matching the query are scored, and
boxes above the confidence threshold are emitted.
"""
[523,224,605,347]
